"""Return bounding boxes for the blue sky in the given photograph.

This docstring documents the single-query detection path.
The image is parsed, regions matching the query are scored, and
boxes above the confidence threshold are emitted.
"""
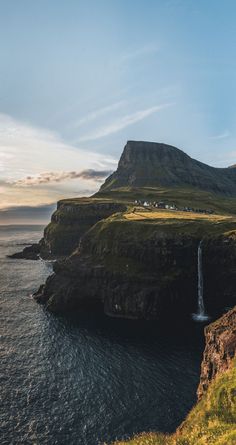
[0,0,236,222]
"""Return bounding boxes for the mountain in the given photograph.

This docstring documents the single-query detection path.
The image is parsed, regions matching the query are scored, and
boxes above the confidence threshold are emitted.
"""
[100,141,236,196]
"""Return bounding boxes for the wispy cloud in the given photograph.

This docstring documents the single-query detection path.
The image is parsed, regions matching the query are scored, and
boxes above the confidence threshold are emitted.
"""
[119,44,160,63]
[13,169,113,186]
[209,130,230,140]
[70,101,125,128]
[0,113,116,178]
[77,103,174,142]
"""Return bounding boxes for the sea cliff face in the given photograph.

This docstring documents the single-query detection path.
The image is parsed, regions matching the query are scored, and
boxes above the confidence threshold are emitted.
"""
[198,306,236,399]
[39,198,127,256]
[34,213,236,319]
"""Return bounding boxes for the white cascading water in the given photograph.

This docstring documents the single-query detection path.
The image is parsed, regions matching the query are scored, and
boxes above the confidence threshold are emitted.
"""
[193,240,209,322]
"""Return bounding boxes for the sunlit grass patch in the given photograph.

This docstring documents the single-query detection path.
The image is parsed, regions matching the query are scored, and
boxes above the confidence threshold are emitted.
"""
[124,209,233,222]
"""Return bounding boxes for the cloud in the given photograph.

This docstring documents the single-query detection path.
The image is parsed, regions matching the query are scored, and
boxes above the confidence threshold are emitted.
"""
[70,101,125,128]
[119,44,160,64]
[13,169,113,186]
[0,113,117,209]
[0,113,116,179]
[209,130,230,140]
[77,103,174,142]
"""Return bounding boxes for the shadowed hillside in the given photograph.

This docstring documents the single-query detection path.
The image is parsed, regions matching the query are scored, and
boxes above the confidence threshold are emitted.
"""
[100,141,236,196]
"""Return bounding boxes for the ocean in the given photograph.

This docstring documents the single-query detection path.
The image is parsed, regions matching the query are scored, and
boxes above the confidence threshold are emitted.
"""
[0,225,205,445]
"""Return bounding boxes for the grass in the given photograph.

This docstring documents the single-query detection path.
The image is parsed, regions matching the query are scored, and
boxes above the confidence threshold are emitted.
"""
[84,209,236,254]
[96,186,236,216]
[110,363,236,445]
[58,197,118,206]
[124,209,233,222]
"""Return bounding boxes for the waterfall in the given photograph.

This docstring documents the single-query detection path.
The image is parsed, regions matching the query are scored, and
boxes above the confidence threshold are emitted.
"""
[193,240,209,322]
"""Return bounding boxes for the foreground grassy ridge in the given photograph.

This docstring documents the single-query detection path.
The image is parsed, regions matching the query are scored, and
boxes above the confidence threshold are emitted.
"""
[91,209,236,238]
[80,210,236,280]
[106,210,236,238]
[112,363,236,445]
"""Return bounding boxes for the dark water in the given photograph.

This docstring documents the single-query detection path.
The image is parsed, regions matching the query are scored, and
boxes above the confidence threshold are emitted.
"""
[0,225,205,445]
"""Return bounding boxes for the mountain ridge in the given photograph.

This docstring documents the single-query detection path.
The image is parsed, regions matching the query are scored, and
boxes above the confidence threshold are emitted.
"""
[100,141,236,196]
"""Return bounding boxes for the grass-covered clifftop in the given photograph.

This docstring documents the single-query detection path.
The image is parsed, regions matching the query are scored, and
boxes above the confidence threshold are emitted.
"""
[41,197,127,256]
[40,184,236,257]
[96,186,236,216]
[40,186,236,257]
[35,206,236,318]
[83,208,236,256]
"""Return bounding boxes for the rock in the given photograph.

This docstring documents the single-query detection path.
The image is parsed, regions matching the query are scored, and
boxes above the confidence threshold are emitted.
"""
[8,243,40,260]
[40,199,127,257]
[198,306,236,399]
[10,199,127,259]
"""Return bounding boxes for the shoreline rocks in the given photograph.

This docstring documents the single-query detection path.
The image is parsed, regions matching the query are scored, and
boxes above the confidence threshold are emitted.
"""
[8,243,41,260]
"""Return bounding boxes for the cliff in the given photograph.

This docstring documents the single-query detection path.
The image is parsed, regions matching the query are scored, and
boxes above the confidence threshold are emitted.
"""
[39,198,127,257]
[198,306,236,399]
[100,141,236,196]
[112,307,236,445]
[34,211,236,319]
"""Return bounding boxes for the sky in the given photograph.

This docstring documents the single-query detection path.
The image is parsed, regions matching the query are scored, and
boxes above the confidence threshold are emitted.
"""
[1,0,236,223]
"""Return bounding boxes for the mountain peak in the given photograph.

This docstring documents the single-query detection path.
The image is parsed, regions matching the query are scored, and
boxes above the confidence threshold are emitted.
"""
[100,140,236,196]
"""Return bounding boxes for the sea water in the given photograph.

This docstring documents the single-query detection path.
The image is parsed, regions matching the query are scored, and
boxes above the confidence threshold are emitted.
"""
[0,225,205,445]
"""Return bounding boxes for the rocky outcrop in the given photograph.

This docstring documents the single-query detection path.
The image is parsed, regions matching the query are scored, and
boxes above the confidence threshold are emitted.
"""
[41,198,127,256]
[197,306,236,399]
[8,244,40,260]
[34,215,236,319]
[11,199,127,260]
[100,140,236,195]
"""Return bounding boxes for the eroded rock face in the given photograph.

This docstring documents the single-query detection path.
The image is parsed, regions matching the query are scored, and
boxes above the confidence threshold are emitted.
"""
[203,233,236,314]
[42,200,126,256]
[198,306,236,399]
